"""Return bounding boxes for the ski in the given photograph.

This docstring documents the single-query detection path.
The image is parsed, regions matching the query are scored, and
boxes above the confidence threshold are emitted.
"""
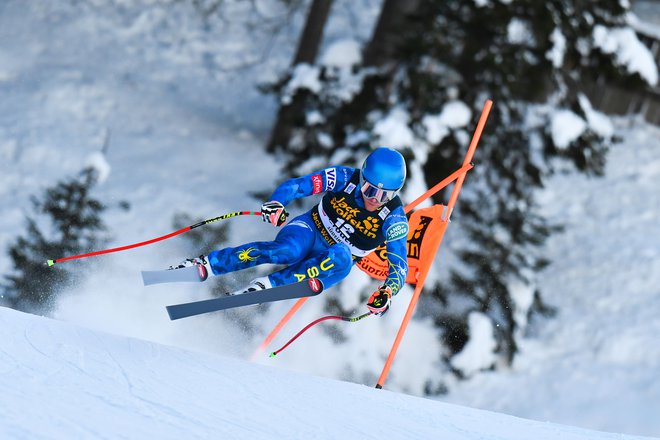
[142,265,209,286]
[165,278,324,320]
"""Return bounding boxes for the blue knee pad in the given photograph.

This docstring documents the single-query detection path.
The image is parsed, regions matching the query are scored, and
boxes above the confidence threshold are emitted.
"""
[207,215,317,275]
[268,243,354,289]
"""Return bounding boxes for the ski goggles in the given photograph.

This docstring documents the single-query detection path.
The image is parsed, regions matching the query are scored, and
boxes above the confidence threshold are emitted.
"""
[360,178,400,204]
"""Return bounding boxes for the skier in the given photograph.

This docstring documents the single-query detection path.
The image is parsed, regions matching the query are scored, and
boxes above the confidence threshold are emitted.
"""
[172,147,409,316]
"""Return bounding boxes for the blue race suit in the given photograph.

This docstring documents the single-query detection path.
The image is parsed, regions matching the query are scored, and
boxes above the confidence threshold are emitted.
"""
[207,166,409,295]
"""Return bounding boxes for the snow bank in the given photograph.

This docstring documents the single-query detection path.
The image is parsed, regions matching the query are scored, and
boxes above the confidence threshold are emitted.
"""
[0,307,651,440]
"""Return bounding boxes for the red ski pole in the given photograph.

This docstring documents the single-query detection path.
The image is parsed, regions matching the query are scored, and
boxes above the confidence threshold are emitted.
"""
[269,312,372,358]
[46,210,261,266]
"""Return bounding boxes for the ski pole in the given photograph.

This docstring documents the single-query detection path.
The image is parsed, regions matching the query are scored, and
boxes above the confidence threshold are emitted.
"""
[269,311,373,358]
[46,210,261,266]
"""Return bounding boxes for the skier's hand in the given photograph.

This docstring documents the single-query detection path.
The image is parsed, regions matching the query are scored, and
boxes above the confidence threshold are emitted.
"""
[367,285,392,316]
[261,200,289,227]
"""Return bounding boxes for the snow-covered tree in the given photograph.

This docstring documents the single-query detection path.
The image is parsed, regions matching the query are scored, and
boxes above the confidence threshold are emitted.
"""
[2,169,110,313]
[265,0,657,377]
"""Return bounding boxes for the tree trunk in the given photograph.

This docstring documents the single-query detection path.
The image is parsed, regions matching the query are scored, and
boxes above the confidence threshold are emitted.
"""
[267,0,333,152]
[292,0,333,65]
[362,0,421,67]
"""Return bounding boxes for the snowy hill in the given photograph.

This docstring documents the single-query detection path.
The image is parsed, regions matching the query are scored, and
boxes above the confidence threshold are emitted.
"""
[0,306,654,440]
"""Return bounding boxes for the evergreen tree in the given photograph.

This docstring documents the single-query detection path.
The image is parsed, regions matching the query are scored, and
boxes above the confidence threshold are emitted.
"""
[265,0,654,373]
[2,168,110,314]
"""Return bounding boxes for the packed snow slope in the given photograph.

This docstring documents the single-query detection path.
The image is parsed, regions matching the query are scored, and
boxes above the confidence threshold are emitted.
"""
[0,306,655,440]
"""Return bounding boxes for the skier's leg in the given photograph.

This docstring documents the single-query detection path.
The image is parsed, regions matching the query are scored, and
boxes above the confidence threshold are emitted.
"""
[206,215,316,276]
[267,243,354,289]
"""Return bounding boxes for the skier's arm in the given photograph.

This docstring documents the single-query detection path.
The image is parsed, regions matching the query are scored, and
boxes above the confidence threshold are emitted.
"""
[269,166,352,206]
[381,211,409,296]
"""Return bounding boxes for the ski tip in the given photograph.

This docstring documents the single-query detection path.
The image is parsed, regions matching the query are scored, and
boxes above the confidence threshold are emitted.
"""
[141,271,159,286]
[268,352,277,358]
[165,306,179,321]
[46,259,55,267]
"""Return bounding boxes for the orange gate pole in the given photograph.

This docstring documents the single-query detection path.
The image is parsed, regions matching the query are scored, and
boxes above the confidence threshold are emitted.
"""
[375,99,493,388]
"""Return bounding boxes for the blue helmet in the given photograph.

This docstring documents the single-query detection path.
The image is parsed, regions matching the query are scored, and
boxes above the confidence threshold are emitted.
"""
[360,147,406,203]
[361,147,406,191]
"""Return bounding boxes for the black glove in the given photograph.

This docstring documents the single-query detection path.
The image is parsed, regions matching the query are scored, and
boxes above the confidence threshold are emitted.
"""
[261,200,289,227]
[367,286,392,316]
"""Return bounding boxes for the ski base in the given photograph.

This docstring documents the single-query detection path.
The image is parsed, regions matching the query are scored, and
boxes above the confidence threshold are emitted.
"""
[142,265,208,286]
[166,278,324,320]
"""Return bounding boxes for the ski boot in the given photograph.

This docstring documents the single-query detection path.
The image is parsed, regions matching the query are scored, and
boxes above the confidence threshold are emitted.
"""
[228,276,272,296]
[169,255,213,280]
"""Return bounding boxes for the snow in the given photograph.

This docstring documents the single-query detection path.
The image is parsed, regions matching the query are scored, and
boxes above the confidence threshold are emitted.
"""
[306,109,325,125]
[450,312,497,377]
[579,94,615,138]
[422,100,472,145]
[550,109,587,149]
[0,306,654,440]
[1,1,660,439]
[284,39,367,106]
[373,107,415,146]
[592,25,659,86]
[282,63,322,104]
[507,18,533,45]
[549,96,614,149]
[85,151,112,184]
[321,39,362,68]
[507,275,536,336]
[547,27,567,68]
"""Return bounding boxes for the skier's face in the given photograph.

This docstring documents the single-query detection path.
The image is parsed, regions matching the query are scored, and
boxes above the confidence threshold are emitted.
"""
[362,193,384,211]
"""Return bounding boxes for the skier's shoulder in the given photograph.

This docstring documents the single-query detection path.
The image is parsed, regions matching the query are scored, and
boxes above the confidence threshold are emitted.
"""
[382,200,408,242]
[325,165,356,185]
[385,195,405,216]
[381,197,407,224]
[312,165,355,192]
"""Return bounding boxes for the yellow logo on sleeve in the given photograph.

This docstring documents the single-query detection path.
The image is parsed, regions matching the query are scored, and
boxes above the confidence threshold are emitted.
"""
[237,247,258,263]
